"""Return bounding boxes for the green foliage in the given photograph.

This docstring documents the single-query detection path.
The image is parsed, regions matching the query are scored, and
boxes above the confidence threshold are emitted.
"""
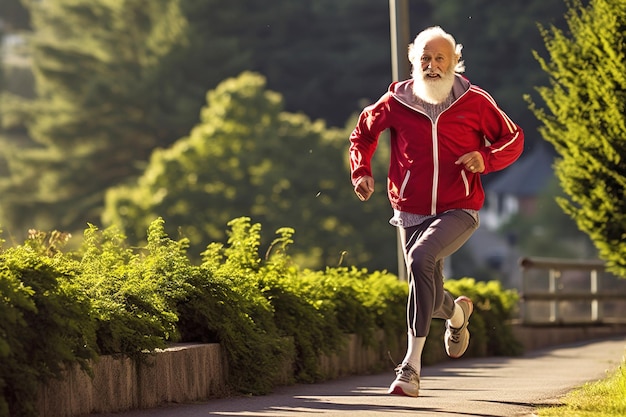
[175,268,290,394]
[193,217,291,394]
[0,0,393,239]
[253,226,342,382]
[527,0,626,278]
[298,268,376,341]
[359,271,409,344]
[238,0,393,126]
[258,272,337,382]
[537,359,626,416]
[0,216,522,414]
[103,71,396,271]
[0,0,194,235]
[76,221,181,355]
[0,236,97,417]
[194,217,405,385]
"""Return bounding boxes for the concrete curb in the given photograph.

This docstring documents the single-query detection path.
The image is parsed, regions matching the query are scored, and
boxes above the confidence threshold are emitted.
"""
[37,344,228,417]
[37,332,404,417]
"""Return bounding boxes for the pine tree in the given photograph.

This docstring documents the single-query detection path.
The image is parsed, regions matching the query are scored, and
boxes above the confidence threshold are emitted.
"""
[0,0,192,235]
[528,0,626,277]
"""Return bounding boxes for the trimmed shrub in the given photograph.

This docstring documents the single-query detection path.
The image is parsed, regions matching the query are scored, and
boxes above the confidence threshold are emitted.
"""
[0,233,96,417]
[181,217,292,394]
[0,217,522,415]
[76,222,181,356]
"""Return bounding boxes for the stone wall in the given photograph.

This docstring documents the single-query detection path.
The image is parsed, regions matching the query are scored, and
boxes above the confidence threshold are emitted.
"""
[37,332,403,417]
[37,343,228,417]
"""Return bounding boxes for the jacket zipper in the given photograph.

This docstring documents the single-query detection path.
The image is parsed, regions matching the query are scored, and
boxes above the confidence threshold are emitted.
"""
[430,121,439,215]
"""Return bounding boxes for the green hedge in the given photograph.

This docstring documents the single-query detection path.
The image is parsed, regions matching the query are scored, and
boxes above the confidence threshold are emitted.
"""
[0,233,97,417]
[0,217,521,417]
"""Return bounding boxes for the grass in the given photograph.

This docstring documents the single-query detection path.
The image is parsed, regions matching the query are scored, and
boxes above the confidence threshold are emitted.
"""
[536,355,626,417]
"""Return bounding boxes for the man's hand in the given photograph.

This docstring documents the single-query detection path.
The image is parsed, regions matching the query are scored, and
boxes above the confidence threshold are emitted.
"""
[455,151,485,173]
[354,176,375,201]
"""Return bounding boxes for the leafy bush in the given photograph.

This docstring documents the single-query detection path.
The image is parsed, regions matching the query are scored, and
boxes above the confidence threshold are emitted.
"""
[0,233,97,417]
[179,217,291,394]
[79,217,292,394]
[0,216,522,415]
[76,221,182,356]
[256,224,408,382]
[256,230,342,383]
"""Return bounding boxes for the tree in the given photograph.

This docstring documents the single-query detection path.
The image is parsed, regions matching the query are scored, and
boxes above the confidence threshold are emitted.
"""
[527,0,626,277]
[166,0,405,126]
[0,0,574,269]
[241,0,395,127]
[0,0,400,240]
[0,0,197,237]
[103,72,396,270]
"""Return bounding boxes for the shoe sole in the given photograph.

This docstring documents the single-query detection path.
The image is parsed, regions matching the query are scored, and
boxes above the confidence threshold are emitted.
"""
[388,385,419,397]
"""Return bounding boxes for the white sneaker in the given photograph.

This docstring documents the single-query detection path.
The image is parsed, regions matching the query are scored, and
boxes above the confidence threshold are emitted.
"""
[445,296,473,358]
[387,363,420,397]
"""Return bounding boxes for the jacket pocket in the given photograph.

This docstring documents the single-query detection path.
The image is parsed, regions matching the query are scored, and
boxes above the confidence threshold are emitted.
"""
[460,170,470,197]
[399,170,411,199]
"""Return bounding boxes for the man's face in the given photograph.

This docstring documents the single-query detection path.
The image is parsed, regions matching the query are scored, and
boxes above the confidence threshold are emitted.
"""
[419,37,455,79]
[412,36,456,104]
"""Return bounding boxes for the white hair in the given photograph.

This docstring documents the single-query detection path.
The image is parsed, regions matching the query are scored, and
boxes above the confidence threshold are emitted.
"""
[408,26,465,73]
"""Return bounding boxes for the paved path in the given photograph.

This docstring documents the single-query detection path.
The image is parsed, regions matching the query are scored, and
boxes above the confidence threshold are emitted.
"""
[94,336,626,417]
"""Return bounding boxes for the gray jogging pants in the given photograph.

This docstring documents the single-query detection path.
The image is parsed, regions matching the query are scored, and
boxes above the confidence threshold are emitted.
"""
[398,209,479,337]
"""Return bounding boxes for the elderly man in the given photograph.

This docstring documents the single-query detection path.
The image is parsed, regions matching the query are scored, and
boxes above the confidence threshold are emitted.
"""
[349,26,524,397]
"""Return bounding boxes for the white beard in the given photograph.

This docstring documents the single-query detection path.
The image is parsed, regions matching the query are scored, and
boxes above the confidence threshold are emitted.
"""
[412,69,455,104]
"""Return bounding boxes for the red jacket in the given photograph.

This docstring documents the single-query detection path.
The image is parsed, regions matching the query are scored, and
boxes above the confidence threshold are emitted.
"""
[349,76,524,215]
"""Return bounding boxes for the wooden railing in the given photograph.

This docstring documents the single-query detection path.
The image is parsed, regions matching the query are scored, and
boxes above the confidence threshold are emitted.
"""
[519,257,626,325]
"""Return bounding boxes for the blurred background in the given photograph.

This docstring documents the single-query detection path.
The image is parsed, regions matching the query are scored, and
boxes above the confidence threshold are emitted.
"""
[0,0,599,286]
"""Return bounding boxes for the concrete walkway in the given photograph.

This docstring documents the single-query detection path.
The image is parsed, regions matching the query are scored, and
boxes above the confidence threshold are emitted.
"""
[93,336,626,417]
